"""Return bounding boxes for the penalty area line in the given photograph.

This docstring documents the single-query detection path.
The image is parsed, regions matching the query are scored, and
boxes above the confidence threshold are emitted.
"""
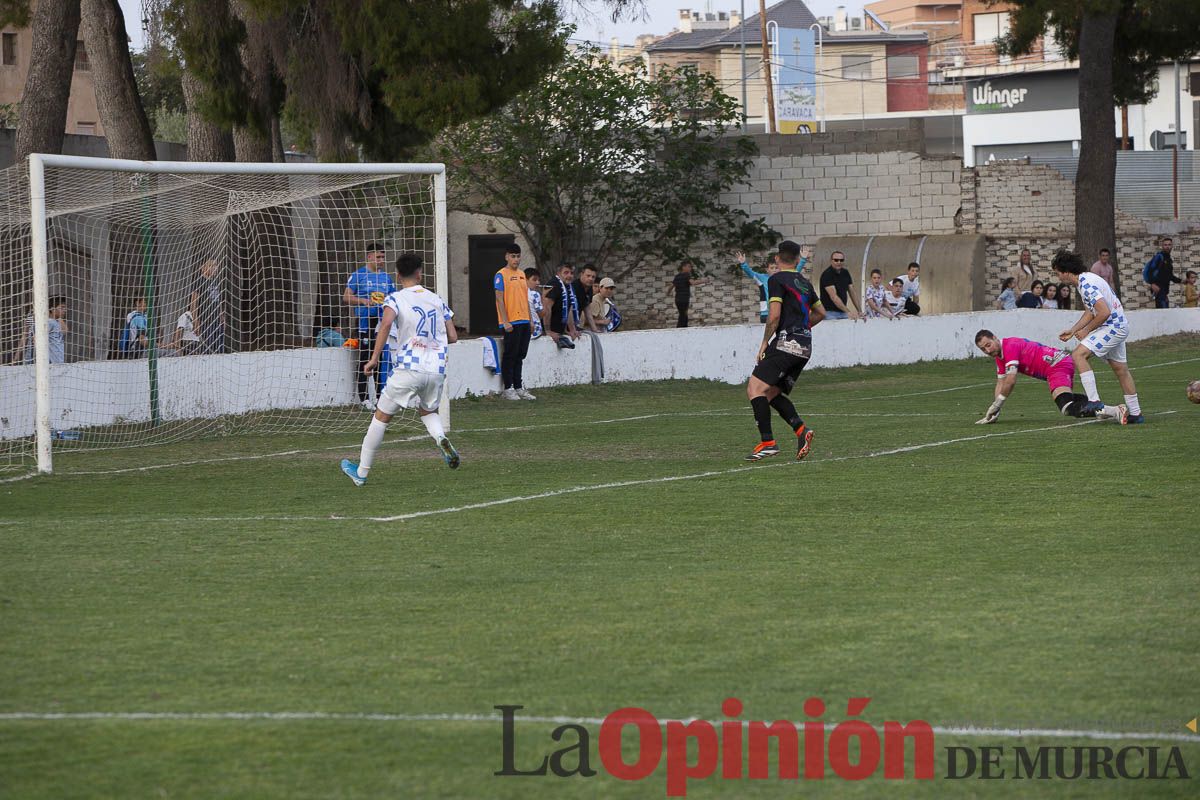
[0,711,1196,744]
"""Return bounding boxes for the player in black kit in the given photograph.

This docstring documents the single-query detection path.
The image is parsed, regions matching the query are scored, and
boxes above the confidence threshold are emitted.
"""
[744,240,825,461]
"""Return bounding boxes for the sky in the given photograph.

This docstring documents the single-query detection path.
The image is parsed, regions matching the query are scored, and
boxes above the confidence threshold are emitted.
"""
[116,0,863,52]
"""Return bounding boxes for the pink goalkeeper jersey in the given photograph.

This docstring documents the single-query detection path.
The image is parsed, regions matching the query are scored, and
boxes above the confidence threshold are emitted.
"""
[997,337,1063,381]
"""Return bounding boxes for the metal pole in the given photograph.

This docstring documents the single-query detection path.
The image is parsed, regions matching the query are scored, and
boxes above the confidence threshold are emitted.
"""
[861,75,866,130]
[740,0,747,131]
[28,154,52,474]
[140,182,159,427]
[759,0,775,134]
[810,22,824,133]
[1174,61,1181,219]
[433,170,450,431]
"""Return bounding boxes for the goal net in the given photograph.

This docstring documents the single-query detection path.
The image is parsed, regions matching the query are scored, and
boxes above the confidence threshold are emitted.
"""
[0,156,447,478]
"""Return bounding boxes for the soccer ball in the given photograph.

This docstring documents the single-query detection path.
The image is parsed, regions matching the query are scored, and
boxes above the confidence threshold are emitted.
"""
[1188,380,1200,404]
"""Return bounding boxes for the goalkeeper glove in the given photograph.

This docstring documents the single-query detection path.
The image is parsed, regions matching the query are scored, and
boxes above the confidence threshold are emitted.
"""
[975,394,1007,424]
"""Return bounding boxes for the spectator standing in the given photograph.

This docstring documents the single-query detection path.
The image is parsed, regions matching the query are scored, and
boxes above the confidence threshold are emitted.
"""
[1145,237,1181,308]
[1042,283,1059,309]
[573,264,600,332]
[863,269,891,319]
[737,250,779,322]
[894,262,921,316]
[996,277,1017,310]
[191,258,227,356]
[883,279,907,317]
[524,268,545,338]
[667,261,707,328]
[120,298,149,357]
[819,251,861,320]
[1016,280,1045,308]
[18,296,69,364]
[546,262,580,349]
[493,243,534,401]
[588,277,621,331]
[1011,248,1037,295]
[1090,248,1115,286]
[1184,270,1198,308]
[343,243,396,408]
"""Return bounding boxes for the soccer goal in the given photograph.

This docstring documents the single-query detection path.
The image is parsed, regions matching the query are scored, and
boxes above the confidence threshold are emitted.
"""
[0,155,448,477]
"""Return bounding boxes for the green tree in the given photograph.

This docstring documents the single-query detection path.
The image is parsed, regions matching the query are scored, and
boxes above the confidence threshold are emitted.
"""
[1001,0,1200,292]
[131,50,185,114]
[162,0,571,161]
[438,52,776,276]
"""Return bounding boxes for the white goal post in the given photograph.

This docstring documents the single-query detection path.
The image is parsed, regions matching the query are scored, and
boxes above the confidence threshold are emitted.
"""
[6,154,448,476]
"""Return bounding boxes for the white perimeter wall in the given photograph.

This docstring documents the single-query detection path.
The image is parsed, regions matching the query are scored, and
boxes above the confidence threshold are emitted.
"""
[3,309,1196,438]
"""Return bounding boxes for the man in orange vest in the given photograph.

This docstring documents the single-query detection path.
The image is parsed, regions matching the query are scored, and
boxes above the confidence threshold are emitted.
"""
[494,243,536,400]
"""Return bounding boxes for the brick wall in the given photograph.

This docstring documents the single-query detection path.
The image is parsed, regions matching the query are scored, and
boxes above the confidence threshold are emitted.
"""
[591,130,1200,329]
[613,124,965,327]
[959,160,1200,309]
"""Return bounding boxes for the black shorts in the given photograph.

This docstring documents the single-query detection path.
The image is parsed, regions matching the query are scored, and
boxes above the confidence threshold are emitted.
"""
[752,348,809,394]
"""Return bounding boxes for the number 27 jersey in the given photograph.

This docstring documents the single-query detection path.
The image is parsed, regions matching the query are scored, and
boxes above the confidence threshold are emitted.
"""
[383,286,454,375]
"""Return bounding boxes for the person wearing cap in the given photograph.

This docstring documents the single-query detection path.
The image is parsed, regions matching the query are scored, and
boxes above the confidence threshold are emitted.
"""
[589,277,622,332]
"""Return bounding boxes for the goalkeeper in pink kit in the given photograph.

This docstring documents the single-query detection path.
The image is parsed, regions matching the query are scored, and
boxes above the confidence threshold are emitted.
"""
[973,330,1127,424]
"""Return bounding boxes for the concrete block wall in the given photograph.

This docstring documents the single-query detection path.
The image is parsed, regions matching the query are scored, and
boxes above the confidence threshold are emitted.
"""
[961,161,1200,309]
[613,124,964,328]
[718,151,962,242]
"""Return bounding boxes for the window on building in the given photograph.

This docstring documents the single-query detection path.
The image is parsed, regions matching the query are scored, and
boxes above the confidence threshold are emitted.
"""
[74,40,89,71]
[973,12,1010,44]
[76,122,96,135]
[841,54,872,80]
[2,33,16,66]
[678,61,698,71]
[886,54,919,79]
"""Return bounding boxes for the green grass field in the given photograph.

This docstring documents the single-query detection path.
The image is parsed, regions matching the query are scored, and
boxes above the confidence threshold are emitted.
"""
[2,334,1199,798]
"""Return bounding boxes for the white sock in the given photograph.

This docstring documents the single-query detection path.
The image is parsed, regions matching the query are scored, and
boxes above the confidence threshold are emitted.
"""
[1124,394,1141,415]
[421,411,446,441]
[358,417,388,477]
[1080,371,1099,402]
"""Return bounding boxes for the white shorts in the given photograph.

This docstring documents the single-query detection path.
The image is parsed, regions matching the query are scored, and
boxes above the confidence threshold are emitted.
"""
[1082,324,1128,363]
[378,369,444,414]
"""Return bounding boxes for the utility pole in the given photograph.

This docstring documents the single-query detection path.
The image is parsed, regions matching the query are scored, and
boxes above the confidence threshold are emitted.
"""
[740,0,747,131]
[1174,61,1181,219]
[759,0,775,133]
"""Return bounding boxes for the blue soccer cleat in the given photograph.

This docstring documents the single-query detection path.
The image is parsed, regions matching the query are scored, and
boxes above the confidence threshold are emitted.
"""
[437,437,460,469]
[340,458,366,486]
[1125,413,1145,425]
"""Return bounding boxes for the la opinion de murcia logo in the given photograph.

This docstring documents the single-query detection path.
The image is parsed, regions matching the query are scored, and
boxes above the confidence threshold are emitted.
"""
[972,81,1029,110]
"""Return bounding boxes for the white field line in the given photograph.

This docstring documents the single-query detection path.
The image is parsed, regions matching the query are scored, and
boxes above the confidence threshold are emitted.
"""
[41,411,966,480]
[0,711,1196,743]
[7,352,1196,485]
[851,381,993,401]
[160,412,1173,525]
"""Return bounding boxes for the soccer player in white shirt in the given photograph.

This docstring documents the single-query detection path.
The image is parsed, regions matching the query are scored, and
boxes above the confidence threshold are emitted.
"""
[341,253,460,486]
[1052,249,1143,424]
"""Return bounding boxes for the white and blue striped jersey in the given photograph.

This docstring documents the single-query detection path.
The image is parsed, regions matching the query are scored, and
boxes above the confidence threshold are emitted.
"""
[383,286,453,375]
[1078,273,1127,331]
